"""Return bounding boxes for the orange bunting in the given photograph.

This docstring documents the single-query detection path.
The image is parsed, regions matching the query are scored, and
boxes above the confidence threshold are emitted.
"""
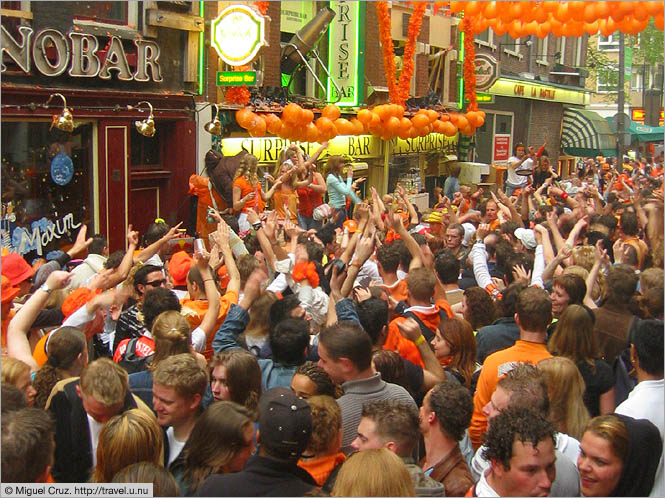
[398,2,427,106]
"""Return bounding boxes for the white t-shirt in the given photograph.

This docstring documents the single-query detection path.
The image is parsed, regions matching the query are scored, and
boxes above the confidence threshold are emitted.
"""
[87,414,105,467]
[506,156,534,187]
[166,426,187,466]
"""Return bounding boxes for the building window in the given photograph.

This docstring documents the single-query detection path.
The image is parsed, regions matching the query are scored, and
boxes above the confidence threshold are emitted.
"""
[575,37,583,67]
[131,126,162,169]
[598,32,620,51]
[1,121,93,258]
[499,34,522,59]
[631,65,645,91]
[555,37,566,64]
[474,28,495,48]
[71,1,128,25]
[536,35,549,65]
[597,64,619,93]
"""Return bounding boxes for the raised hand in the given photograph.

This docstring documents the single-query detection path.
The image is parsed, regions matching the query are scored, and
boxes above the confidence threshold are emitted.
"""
[127,225,139,247]
[45,270,72,291]
[512,264,532,285]
[68,225,94,257]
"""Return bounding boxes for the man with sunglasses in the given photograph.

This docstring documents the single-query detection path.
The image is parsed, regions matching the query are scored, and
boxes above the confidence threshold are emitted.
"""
[112,264,166,353]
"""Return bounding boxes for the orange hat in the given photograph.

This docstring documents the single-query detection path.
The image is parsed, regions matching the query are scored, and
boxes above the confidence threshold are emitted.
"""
[1,275,20,304]
[1,252,34,287]
[343,219,358,233]
[61,287,99,319]
[217,264,230,289]
[169,250,193,287]
[32,331,52,367]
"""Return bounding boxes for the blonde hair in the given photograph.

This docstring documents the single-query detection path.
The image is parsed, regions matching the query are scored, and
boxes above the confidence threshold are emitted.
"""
[306,395,342,455]
[234,154,259,186]
[153,353,208,400]
[564,264,604,301]
[1,357,30,386]
[572,246,606,298]
[332,448,416,497]
[80,358,128,407]
[245,291,279,338]
[92,409,162,483]
[150,310,192,367]
[538,356,590,440]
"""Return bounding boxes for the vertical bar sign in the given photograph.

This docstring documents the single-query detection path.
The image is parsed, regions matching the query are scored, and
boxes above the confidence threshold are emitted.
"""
[327,1,364,106]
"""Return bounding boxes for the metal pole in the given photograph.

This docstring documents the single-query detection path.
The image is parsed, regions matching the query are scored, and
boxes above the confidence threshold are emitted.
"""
[617,31,625,171]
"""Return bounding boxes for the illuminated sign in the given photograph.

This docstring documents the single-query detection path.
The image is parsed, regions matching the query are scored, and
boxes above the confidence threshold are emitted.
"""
[221,134,381,163]
[631,108,664,127]
[1,26,162,81]
[393,133,458,155]
[488,78,589,106]
[474,54,499,91]
[216,71,256,86]
[465,92,493,103]
[281,1,314,34]
[211,4,266,66]
[327,1,364,106]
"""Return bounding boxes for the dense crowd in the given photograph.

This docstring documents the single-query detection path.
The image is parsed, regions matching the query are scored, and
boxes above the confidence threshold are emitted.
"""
[1,142,663,497]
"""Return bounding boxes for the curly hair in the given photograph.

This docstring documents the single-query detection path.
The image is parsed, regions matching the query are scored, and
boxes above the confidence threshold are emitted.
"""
[463,287,496,330]
[234,154,259,186]
[481,406,556,469]
[371,350,413,397]
[427,380,473,441]
[305,395,342,454]
[497,363,550,418]
[295,361,341,399]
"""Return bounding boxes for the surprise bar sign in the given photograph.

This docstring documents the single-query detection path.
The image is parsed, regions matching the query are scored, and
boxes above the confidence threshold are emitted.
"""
[217,71,257,86]
[1,25,163,81]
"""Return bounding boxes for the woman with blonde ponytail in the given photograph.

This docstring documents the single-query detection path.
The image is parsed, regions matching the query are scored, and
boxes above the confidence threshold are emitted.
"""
[128,310,206,410]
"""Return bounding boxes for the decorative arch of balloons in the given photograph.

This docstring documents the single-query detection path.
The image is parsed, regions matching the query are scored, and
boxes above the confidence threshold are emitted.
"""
[235,1,663,143]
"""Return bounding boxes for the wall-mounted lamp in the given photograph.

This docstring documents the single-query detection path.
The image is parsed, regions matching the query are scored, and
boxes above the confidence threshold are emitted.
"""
[131,101,155,137]
[204,104,222,135]
[46,93,74,132]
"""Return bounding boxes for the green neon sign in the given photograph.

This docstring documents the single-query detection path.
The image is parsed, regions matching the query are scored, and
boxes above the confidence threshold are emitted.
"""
[217,71,257,86]
[327,1,365,106]
[198,1,204,95]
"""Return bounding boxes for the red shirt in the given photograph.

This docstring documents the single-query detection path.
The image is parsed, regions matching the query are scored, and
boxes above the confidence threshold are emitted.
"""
[297,176,324,218]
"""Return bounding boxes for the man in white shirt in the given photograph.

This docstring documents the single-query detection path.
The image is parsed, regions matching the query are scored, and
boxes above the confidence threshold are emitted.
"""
[615,319,664,497]
[505,143,534,196]
[152,353,207,468]
[68,234,108,290]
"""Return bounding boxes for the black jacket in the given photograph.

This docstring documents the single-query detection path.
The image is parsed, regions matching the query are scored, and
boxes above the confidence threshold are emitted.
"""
[197,455,317,497]
[48,378,139,483]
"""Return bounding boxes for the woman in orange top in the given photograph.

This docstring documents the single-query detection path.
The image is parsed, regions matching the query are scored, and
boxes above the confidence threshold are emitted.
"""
[232,155,282,230]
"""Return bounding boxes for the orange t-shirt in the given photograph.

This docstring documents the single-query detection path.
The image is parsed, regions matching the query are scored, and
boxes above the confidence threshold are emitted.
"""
[382,279,408,303]
[233,176,265,214]
[181,290,238,359]
[1,309,16,348]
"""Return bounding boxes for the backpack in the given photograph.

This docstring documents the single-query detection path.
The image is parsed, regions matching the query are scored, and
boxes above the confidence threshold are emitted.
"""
[114,336,155,374]
[403,308,450,344]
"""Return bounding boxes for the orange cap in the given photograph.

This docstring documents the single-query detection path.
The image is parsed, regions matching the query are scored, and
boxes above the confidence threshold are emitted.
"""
[343,219,358,233]
[61,287,99,319]
[169,250,193,287]
[217,264,230,289]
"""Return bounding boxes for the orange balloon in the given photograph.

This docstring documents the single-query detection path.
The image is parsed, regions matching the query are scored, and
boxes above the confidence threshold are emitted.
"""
[391,104,405,119]
[465,1,482,16]
[236,108,254,129]
[374,104,389,121]
[449,113,459,125]
[425,109,439,123]
[465,111,478,128]
[595,1,611,18]
[509,2,523,21]
[456,116,469,130]
[301,109,314,125]
[250,118,266,137]
[399,117,412,131]
[524,21,538,36]
[508,21,523,39]
[646,1,664,16]
[584,3,599,23]
[432,120,445,133]
[283,103,302,125]
[265,114,281,134]
[440,114,450,122]
[412,113,429,128]
[315,116,334,133]
[585,21,600,35]
[334,118,354,135]
[555,2,569,22]
[408,127,419,139]
[369,112,381,129]
[656,14,664,30]
[493,20,508,36]
[550,18,564,37]
[634,4,650,22]
[357,109,373,125]
[536,23,549,38]
[460,125,476,136]
[534,7,549,23]
[568,1,586,21]
[449,1,466,14]
[397,127,411,140]
[441,121,458,137]
[476,116,485,127]
[305,122,319,143]
[484,1,499,19]
[386,116,401,134]
[321,104,341,121]
[350,118,365,135]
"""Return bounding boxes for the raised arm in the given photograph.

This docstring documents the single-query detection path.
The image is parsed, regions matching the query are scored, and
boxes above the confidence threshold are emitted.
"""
[135,222,183,263]
[7,271,72,372]
[397,318,445,390]
[388,211,422,270]
[215,217,240,296]
[194,250,221,340]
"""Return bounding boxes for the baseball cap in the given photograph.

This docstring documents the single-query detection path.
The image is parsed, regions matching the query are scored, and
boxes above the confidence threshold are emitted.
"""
[1,275,20,304]
[258,387,312,460]
[61,287,101,319]
[169,251,193,287]
[1,252,34,287]
[217,264,230,289]
[514,227,537,250]
[343,219,358,233]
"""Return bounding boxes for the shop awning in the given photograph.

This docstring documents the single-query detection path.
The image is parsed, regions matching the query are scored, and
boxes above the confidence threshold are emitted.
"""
[605,116,665,143]
[561,108,617,157]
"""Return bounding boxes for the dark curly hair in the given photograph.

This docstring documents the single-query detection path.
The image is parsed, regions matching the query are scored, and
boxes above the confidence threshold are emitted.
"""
[427,380,473,441]
[295,361,342,398]
[371,350,413,398]
[481,406,556,469]
[463,287,496,330]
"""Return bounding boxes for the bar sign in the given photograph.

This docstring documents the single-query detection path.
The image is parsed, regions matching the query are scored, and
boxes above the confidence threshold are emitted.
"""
[217,71,257,86]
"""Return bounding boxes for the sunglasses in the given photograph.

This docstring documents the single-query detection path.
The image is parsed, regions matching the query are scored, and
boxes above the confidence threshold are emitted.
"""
[145,279,166,287]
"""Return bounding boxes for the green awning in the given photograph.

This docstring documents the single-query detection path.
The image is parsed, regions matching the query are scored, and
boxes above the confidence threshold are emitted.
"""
[561,108,617,157]
[627,120,664,142]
